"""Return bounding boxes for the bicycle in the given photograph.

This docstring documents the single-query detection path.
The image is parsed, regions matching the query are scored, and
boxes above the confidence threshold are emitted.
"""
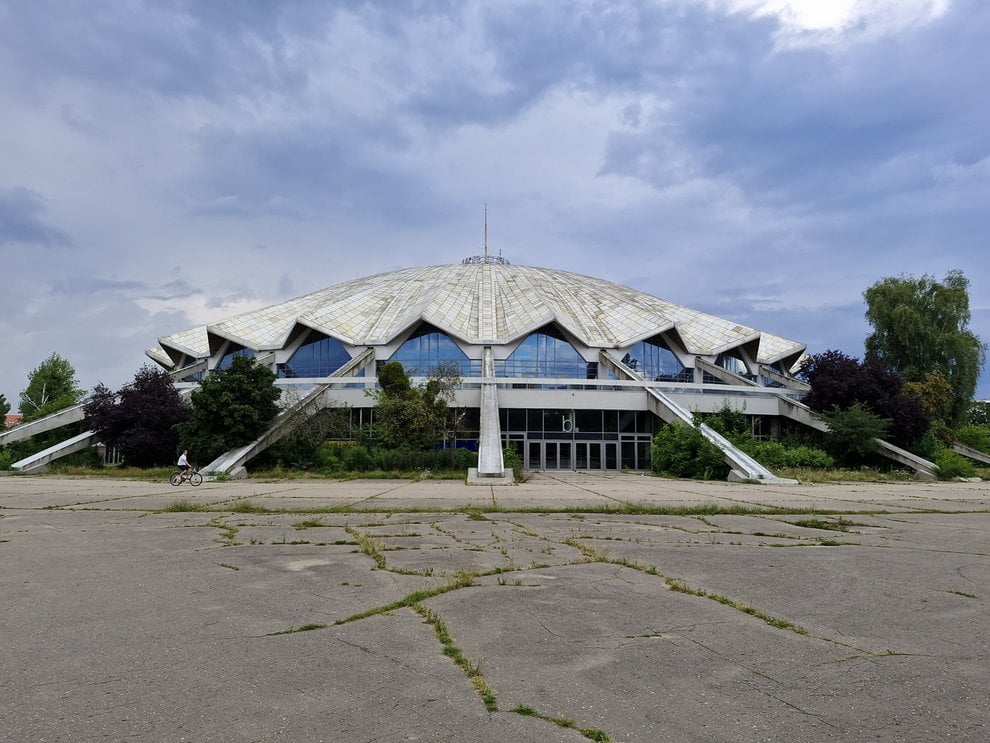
[170,467,203,486]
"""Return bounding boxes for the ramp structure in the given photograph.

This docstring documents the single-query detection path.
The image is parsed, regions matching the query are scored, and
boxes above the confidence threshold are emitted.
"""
[201,349,374,478]
[600,352,796,484]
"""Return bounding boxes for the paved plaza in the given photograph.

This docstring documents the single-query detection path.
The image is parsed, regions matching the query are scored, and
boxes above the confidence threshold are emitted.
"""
[2,473,989,742]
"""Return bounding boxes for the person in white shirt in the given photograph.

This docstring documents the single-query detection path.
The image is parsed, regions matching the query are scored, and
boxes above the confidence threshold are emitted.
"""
[177,450,191,474]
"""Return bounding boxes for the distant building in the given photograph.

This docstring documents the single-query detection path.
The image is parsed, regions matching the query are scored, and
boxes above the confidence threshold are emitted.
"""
[147,258,809,473]
[4,414,23,428]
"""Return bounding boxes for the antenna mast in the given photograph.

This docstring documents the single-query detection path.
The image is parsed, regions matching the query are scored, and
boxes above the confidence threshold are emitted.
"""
[461,203,509,265]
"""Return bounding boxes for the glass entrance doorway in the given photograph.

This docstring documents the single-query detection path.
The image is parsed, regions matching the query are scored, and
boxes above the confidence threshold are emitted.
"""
[526,440,618,470]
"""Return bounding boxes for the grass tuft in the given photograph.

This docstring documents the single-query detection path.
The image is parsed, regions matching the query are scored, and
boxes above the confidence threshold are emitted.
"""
[413,604,497,711]
[511,704,612,741]
[160,500,210,512]
[335,572,476,625]
[266,623,328,636]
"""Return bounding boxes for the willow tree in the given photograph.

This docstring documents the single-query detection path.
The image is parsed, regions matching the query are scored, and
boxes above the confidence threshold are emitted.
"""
[864,270,985,426]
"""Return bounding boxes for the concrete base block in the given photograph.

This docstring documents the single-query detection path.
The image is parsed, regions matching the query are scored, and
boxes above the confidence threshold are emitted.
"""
[466,467,515,486]
[727,469,799,485]
[228,466,249,480]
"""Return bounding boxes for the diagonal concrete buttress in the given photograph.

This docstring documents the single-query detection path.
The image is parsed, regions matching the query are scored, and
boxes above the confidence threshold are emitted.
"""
[468,347,511,484]
[201,348,374,479]
[774,392,936,479]
[599,351,797,484]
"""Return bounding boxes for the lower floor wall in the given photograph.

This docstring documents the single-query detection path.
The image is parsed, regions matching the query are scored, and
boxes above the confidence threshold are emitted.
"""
[338,404,804,472]
[504,435,653,471]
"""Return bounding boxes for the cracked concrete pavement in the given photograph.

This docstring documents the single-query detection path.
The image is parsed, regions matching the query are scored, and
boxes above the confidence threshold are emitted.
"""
[1,472,988,742]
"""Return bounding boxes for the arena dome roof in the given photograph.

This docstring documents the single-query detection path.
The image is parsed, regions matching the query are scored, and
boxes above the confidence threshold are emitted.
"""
[148,261,806,370]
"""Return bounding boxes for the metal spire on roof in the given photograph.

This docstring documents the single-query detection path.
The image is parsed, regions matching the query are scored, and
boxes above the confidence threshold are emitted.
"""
[462,203,509,265]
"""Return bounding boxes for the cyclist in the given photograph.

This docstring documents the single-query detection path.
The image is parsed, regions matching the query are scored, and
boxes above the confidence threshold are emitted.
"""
[177,449,192,478]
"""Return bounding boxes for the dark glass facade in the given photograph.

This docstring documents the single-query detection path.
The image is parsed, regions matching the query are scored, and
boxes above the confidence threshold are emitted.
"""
[278,332,351,378]
[621,337,691,382]
[496,325,594,379]
[390,325,481,377]
[218,343,251,370]
[500,408,654,471]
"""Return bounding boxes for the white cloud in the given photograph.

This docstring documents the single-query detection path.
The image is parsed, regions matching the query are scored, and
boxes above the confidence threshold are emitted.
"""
[713,0,951,45]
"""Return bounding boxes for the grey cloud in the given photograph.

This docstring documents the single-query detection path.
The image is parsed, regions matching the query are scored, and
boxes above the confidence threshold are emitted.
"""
[206,287,259,309]
[0,187,74,247]
[152,280,201,301]
[0,0,311,101]
[50,278,147,297]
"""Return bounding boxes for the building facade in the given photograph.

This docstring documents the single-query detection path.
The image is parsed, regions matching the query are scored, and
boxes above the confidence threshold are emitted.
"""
[147,258,810,473]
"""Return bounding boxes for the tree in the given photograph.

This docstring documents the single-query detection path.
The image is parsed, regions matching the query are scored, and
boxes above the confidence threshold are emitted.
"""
[370,361,460,451]
[903,372,956,443]
[19,353,85,421]
[864,270,986,426]
[801,350,928,447]
[176,356,281,465]
[820,403,890,466]
[967,400,990,427]
[651,422,729,480]
[0,393,9,419]
[83,366,190,467]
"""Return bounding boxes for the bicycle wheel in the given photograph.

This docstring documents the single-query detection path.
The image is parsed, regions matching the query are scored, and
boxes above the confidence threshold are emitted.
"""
[189,472,203,486]
[169,473,183,486]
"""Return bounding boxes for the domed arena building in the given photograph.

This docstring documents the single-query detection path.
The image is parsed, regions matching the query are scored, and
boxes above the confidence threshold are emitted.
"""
[144,256,820,482]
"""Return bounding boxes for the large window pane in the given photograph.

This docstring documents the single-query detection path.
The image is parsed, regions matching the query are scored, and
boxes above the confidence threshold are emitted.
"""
[279,332,351,378]
[621,337,690,382]
[390,324,480,377]
[218,343,251,370]
[496,325,587,378]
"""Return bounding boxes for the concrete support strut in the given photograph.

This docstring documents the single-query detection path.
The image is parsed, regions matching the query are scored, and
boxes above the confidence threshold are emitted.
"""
[469,347,511,484]
[11,431,100,473]
[0,403,87,447]
[201,348,374,478]
[953,443,990,466]
[601,351,794,484]
[774,394,937,479]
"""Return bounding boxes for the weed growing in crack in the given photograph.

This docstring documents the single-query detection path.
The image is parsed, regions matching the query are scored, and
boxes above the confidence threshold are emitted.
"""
[218,563,239,570]
[230,501,273,514]
[413,604,497,711]
[512,705,612,741]
[293,518,324,530]
[665,578,808,635]
[792,518,851,532]
[945,590,979,599]
[335,572,477,625]
[160,500,210,512]
[209,518,240,546]
[266,623,328,636]
[346,526,387,570]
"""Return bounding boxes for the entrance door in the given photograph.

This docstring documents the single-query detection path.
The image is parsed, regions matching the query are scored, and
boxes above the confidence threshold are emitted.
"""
[544,442,559,470]
[527,441,541,470]
[528,441,615,471]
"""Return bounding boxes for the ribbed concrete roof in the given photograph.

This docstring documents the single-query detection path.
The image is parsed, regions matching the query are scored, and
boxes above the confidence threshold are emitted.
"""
[150,262,805,367]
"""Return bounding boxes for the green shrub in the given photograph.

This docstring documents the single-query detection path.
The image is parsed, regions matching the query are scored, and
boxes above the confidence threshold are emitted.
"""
[956,424,990,454]
[341,445,373,471]
[651,423,729,480]
[735,440,835,471]
[503,446,523,481]
[932,448,977,480]
[0,448,12,470]
[821,403,891,466]
[702,403,750,438]
[783,445,835,469]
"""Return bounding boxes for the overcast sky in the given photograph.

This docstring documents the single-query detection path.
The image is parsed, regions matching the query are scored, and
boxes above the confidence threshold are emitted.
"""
[2,0,988,410]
